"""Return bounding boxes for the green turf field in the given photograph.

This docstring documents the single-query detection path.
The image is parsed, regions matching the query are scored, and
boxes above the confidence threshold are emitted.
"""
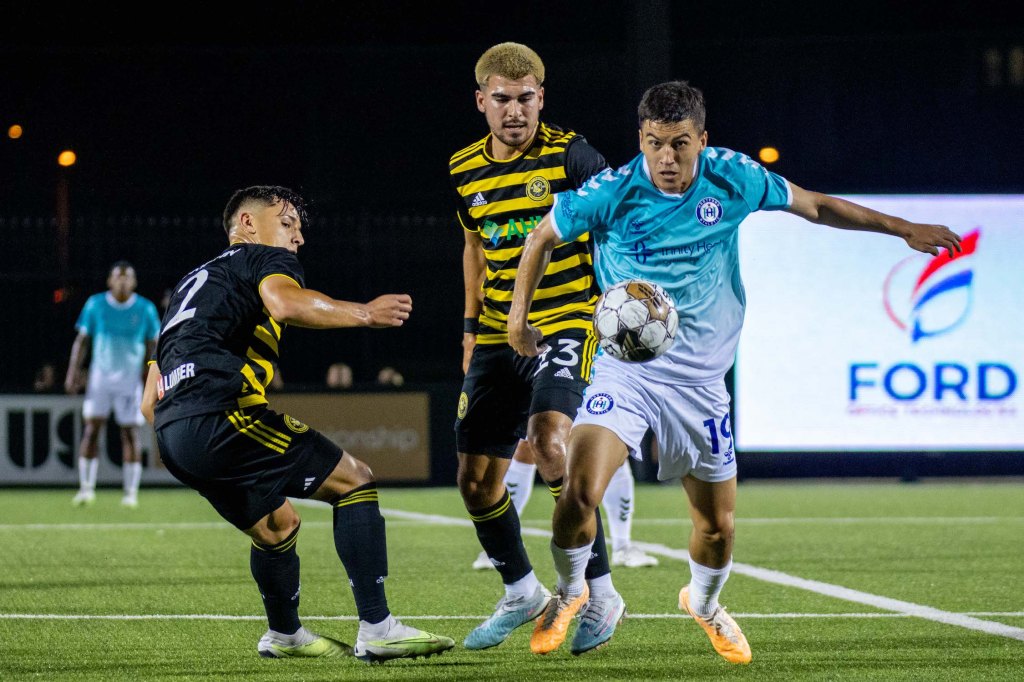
[1,481,1022,680]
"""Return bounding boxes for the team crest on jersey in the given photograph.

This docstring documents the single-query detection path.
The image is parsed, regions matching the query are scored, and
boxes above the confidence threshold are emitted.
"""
[457,392,469,419]
[526,176,550,202]
[585,393,614,415]
[283,415,309,434]
[696,197,723,226]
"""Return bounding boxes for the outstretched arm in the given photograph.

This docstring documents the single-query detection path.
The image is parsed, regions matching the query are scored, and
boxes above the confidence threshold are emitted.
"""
[259,275,412,329]
[787,183,962,256]
[509,215,560,357]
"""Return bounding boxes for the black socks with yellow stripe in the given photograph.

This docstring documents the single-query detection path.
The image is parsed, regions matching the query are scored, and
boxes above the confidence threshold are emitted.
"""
[546,477,612,581]
[333,482,390,624]
[469,488,532,584]
[250,523,302,635]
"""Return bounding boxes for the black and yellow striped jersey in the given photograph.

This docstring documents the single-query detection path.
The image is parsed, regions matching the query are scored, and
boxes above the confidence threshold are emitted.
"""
[450,122,608,344]
[152,244,303,428]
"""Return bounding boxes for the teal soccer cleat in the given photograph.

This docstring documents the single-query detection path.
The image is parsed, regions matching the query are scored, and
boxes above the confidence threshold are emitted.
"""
[464,584,551,650]
[570,591,625,655]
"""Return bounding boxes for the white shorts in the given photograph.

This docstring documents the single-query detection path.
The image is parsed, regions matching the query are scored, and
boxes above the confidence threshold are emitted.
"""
[574,365,736,483]
[83,381,144,426]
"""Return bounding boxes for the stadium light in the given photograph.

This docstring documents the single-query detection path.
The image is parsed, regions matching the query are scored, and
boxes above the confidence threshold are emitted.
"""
[8,124,23,139]
[57,150,77,167]
[758,147,780,164]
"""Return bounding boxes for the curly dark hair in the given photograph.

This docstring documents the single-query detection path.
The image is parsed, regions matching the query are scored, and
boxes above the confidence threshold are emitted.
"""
[637,81,706,132]
[222,185,309,235]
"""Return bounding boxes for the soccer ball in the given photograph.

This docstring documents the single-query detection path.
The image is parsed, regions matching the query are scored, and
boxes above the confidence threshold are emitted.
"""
[593,279,679,362]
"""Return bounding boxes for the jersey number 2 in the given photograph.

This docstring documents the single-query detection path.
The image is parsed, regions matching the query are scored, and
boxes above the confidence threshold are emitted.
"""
[163,270,209,333]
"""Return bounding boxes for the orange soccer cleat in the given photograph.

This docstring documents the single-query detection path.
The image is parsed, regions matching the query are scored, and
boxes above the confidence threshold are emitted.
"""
[678,585,752,664]
[530,584,590,655]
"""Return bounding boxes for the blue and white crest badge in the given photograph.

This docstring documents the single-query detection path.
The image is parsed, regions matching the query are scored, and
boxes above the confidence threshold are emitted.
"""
[585,393,615,415]
[696,197,723,226]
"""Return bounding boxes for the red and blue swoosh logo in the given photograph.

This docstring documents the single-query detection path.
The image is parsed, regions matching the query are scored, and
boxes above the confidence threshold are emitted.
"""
[883,228,979,343]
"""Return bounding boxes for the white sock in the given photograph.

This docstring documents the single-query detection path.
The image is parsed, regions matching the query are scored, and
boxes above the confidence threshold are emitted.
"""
[268,625,314,643]
[505,570,541,600]
[586,573,617,598]
[504,459,536,515]
[688,559,732,617]
[358,614,397,640]
[123,462,142,496]
[551,540,592,597]
[601,462,635,553]
[79,457,98,492]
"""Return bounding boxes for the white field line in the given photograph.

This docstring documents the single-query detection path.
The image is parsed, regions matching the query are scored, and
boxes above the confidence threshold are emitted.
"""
[371,505,1024,642]
[2,612,1023,622]
[7,502,1022,640]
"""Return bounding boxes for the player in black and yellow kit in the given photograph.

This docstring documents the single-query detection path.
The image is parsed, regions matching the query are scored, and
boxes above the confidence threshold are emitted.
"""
[450,43,624,655]
[142,186,454,664]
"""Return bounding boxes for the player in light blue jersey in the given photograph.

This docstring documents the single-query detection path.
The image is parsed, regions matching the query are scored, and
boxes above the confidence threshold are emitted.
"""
[65,261,161,508]
[509,81,962,662]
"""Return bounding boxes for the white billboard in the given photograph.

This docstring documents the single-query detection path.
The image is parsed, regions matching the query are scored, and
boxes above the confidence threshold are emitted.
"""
[0,395,181,484]
[735,195,1023,451]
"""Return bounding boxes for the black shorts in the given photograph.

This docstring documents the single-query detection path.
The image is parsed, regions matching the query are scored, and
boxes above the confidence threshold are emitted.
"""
[155,407,342,530]
[456,327,597,457]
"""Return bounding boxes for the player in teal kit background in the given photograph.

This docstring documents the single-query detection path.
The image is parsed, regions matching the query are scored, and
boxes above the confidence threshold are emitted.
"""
[509,81,962,662]
[65,261,161,508]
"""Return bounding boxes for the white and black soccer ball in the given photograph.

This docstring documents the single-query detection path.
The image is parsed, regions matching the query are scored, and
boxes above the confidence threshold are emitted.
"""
[593,279,679,362]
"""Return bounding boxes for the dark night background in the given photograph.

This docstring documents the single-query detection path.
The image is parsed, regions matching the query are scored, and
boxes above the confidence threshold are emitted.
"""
[2,1,1022,393]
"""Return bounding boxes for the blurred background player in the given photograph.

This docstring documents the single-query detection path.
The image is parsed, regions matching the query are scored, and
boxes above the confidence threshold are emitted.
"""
[376,366,405,387]
[65,261,160,508]
[509,80,962,660]
[144,185,453,662]
[325,361,353,390]
[451,41,624,656]
[472,441,657,569]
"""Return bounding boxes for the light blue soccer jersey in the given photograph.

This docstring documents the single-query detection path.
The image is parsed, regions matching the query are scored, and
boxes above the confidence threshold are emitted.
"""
[76,292,161,387]
[550,147,792,385]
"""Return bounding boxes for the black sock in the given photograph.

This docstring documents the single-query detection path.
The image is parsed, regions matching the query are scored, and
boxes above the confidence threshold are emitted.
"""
[250,523,302,635]
[546,477,612,581]
[333,483,390,624]
[585,506,612,581]
[469,488,532,584]
[546,477,563,500]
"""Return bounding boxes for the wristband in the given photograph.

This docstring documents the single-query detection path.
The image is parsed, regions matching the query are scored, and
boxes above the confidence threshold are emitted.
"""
[463,317,480,334]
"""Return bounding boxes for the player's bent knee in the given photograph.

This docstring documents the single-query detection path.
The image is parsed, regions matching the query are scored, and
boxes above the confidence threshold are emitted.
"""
[695,523,735,548]
[311,453,376,504]
[343,454,375,486]
[248,505,300,545]
[457,474,502,508]
[562,482,602,515]
[527,432,566,464]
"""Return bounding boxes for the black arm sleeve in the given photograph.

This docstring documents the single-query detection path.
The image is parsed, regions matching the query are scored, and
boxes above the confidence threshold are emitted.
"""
[564,136,610,189]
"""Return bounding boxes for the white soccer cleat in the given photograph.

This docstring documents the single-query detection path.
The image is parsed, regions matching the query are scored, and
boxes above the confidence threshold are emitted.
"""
[355,618,454,663]
[120,494,139,509]
[612,545,659,568]
[258,626,352,658]
[472,550,496,570]
[71,490,96,507]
